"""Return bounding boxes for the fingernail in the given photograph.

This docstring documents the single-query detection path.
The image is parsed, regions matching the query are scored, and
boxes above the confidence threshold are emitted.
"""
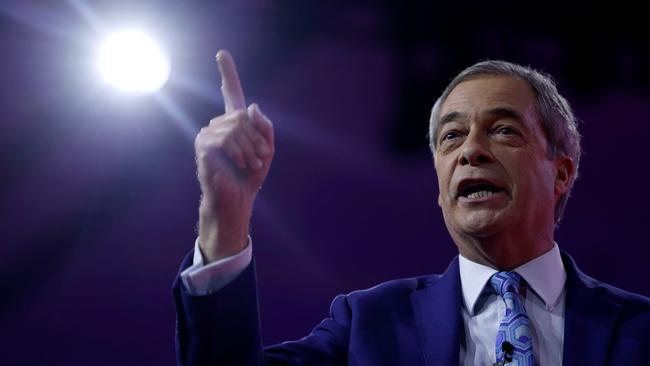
[255,159,263,170]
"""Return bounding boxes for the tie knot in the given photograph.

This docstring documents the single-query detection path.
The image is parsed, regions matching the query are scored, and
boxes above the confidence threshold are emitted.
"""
[490,271,522,296]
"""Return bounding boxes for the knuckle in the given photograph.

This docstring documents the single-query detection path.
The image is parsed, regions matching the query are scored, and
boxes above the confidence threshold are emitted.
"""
[225,109,247,123]
[253,133,266,145]
[233,109,248,120]
[196,150,209,162]
[223,132,238,146]
[230,123,244,136]
[237,131,251,145]
[208,115,226,127]
[194,132,205,149]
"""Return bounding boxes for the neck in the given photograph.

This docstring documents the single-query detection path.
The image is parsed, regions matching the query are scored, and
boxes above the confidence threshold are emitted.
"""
[453,229,555,270]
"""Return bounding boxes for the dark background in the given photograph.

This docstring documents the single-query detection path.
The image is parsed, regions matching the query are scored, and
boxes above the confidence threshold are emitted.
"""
[1,1,648,364]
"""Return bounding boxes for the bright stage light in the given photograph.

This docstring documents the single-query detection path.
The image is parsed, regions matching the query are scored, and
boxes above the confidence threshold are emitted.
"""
[98,29,170,93]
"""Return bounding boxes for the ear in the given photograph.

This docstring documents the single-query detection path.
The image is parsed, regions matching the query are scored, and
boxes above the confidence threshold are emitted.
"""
[554,155,574,197]
[433,154,443,208]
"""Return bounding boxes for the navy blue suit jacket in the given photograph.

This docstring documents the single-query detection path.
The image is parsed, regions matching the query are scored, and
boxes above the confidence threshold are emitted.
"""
[173,252,650,365]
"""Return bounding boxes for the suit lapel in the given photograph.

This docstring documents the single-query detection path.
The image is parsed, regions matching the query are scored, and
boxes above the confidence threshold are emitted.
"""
[561,253,621,366]
[409,257,462,366]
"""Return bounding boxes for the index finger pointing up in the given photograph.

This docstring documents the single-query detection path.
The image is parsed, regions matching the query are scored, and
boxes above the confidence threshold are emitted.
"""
[216,49,246,113]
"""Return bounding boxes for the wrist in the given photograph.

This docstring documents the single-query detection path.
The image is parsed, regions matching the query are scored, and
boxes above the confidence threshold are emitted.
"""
[198,201,251,263]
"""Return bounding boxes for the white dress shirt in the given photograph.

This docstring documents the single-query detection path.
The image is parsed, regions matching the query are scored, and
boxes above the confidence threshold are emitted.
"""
[180,237,252,295]
[181,241,567,365]
[459,244,566,366]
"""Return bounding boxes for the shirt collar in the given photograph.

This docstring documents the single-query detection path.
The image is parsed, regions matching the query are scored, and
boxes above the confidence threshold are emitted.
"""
[458,243,566,315]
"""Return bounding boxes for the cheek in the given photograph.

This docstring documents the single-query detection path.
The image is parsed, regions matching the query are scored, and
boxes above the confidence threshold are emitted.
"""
[434,162,454,198]
[434,174,447,207]
[508,155,556,197]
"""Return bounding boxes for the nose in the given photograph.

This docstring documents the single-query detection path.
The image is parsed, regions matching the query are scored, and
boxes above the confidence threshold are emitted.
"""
[458,132,494,166]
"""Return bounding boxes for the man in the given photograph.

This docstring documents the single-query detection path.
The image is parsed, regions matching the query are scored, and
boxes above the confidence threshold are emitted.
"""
[173,50,650,365]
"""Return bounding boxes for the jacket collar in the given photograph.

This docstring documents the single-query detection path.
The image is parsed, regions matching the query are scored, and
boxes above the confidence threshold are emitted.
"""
[408,252,622,366]
[410,256,462,366]
[561,252,621,366]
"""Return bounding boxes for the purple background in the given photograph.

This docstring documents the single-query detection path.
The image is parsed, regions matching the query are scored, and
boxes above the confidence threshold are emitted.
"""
[1,1,649,364]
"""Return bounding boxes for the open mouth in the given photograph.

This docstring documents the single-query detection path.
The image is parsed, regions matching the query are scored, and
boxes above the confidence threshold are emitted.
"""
[457,179,506,199]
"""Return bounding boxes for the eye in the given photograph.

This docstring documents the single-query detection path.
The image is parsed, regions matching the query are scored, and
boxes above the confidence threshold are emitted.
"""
[440,130,461,143]
[494,126,518,136]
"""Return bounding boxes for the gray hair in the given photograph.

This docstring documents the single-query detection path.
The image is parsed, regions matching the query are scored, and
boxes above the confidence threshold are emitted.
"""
[428,60,581,224]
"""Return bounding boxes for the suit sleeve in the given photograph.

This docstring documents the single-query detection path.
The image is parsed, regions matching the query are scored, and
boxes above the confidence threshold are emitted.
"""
[181,238,253,295]
[173,251,351,366]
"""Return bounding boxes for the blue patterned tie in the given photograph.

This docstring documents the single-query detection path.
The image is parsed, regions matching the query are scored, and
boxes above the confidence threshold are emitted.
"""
[490,272,534,365]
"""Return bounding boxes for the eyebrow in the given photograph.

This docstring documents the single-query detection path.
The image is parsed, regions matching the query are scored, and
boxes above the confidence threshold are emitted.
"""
[439,111,464,127]
[438,107,524,129]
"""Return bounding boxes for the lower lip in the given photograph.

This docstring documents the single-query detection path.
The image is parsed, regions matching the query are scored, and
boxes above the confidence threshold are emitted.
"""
[457,191,508,205]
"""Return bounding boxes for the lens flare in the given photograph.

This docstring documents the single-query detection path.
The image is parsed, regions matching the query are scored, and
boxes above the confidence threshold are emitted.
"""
[98,29,170,92]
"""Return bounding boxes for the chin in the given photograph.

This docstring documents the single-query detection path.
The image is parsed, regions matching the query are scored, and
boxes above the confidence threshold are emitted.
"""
[455,210,509,238]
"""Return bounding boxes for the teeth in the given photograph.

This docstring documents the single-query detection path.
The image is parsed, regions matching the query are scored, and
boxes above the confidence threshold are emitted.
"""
[467,190,495,199]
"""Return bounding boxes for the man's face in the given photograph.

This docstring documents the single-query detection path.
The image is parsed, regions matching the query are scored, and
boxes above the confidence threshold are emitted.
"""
[434,76,566,244]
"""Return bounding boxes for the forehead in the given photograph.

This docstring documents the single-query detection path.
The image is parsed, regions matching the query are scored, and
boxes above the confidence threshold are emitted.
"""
[440,75,537,119]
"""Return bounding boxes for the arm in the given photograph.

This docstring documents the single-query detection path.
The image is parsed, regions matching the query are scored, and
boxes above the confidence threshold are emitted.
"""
[175,49,272,365]
[173,250,263,366]
[173,251,350,366]
[181,238,252,295]
[176,50,350,365]
[194,50,274,265]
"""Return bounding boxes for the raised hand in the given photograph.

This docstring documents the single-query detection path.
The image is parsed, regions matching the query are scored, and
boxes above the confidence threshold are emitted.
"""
[194,50,274,263]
